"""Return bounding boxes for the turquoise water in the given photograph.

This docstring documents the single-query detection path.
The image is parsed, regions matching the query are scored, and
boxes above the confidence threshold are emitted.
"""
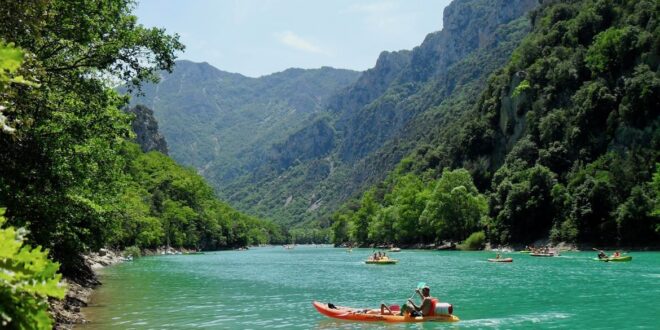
[81,247,660,329]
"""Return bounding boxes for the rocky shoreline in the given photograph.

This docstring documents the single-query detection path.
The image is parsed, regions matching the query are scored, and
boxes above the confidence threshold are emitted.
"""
[51,249,125,329]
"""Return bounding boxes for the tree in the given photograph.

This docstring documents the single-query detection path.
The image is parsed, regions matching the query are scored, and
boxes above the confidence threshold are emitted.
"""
[420,169,488,242]
[350,190,378,244]
[0,0,184,279]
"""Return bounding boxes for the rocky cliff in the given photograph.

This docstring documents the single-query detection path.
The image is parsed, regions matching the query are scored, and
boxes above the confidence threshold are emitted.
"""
[126,105,169,154]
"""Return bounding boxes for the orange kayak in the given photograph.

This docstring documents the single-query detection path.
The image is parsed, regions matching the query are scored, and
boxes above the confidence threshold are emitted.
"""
[312,301,459,323]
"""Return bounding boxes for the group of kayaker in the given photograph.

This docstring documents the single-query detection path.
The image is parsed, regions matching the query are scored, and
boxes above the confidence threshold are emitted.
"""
[595,248,622,260]
[370,251,389,261]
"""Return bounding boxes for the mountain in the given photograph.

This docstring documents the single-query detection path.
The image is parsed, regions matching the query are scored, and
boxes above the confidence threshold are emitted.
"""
[219,0,538,225]
[332,0,660,247]
[130,63,359,182]
[131,0,539,226]
[126,105,169,154]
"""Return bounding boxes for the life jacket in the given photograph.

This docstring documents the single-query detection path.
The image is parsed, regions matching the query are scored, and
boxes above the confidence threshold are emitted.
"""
[427,298,438,316]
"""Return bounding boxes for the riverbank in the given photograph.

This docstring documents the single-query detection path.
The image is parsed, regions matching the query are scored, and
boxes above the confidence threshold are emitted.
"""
[337,241,660,252]
[51,249,124,329]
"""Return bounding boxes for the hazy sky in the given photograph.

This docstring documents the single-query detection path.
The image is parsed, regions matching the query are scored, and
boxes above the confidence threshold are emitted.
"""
[134,0,452,77]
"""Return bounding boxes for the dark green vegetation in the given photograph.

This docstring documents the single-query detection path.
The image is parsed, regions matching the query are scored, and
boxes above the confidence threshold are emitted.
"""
[114,142,285,250]
[133,0,539,233]
[0,1,281,328]
[333,0,660,247]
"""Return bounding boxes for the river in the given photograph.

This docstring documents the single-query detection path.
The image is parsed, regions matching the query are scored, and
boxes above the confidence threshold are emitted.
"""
[80,246,659,329]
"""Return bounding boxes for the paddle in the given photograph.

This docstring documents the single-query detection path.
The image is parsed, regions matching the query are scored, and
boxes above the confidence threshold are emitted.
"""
[382,282,426,316]
[407,282,427,302]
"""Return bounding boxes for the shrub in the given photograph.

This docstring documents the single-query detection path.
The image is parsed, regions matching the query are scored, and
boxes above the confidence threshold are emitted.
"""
[123,246,141,258]
[0,209,66,329]
[459,231,486,250]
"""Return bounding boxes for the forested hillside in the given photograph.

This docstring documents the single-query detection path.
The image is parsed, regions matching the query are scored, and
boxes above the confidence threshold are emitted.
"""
[0,2,284,327]
[332,0,660,248]
[134,0,538,230]
[130,61,360,179]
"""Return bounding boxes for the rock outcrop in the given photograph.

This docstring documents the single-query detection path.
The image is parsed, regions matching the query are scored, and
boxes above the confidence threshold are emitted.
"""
[126,104,169,154]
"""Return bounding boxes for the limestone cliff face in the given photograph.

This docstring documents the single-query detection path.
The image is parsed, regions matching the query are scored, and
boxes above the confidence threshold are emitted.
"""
[407,0,538,82]
[336,0,539,162]
[126,105,168,154]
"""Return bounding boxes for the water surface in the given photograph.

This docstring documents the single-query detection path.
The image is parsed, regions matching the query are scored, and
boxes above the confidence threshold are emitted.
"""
[81,246,660,329]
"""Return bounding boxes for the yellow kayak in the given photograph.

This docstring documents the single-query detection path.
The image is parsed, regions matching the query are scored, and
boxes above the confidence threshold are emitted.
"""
[594,256,632,262]
[365,258,398,264]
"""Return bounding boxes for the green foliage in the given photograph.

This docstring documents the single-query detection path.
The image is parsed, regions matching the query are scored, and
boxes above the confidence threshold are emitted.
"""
[337,0,659,247]
[0,0,183,279]
[653,164,660,220]
[0,210,66,330]
[123,246,141,258]
[1,0,282,295]
[420,169,489,242]
[512,79,531,97]
[459,231,486,251]
[332,168,488,246]
[110,143,286,250]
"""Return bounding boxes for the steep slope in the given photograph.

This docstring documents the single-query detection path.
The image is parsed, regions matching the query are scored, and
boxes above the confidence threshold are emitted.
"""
[221,0,538,225]
[334,0,660,247]
[132,0,538,227]
[126,105,169,154]
[130,62,360,181]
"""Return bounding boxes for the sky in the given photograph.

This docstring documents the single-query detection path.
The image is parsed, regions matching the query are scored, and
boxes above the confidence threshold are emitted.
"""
[134,0,452,77]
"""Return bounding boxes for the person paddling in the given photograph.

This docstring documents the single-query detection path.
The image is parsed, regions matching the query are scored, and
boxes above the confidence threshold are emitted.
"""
[400,285,434,317]
[593,248,607,259]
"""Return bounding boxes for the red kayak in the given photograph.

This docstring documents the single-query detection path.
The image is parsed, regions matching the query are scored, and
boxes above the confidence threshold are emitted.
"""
[488,258,513,263]
[312,301,459,323]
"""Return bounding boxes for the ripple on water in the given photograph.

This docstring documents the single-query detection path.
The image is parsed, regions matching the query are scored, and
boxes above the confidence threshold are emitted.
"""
[459,312,573,328]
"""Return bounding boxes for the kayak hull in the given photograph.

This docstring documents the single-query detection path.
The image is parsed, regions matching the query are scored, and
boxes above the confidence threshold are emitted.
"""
[312,301,459,323]
[365,259,398,264]
[594,256,632,262]
[488,258,513,263]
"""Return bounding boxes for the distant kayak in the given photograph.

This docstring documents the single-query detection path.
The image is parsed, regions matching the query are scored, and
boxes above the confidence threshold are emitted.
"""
[365,258,398,264]
[530,253,558,257]
[519,250,531,254]
[390,247,401,252]
[594,256,632,262]
[312,301,459,323]
[488,258,513,263]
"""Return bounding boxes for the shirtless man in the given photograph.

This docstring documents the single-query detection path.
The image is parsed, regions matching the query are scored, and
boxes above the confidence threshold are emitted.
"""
[400,286,434,317]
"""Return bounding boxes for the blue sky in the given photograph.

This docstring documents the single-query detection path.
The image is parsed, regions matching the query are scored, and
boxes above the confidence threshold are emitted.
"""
[134,0,452,77]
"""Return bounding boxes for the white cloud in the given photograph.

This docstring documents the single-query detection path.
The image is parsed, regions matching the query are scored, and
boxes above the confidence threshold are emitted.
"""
[345,1,414,37]
[347,2,397,14]
[276,31,324,54]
